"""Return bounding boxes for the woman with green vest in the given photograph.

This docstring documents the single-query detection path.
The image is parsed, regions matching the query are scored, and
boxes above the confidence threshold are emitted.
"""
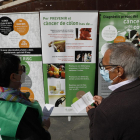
[0,52,51,140]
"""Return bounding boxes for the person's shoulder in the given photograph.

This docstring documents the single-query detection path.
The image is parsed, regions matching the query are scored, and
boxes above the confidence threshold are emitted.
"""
[96,94,121,116]
[0,99,27,109]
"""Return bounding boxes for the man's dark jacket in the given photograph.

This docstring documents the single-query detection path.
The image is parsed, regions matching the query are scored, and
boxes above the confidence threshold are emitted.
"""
[88,78,140,140]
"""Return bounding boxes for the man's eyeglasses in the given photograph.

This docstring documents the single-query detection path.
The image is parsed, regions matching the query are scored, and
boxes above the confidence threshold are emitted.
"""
[18,65,26,73]
[99,59,118,70]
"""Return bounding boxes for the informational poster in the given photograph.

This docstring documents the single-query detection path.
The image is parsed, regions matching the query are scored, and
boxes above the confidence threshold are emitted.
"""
[0,12,45,107]
[40,11,98,115]
[99,11,140,98]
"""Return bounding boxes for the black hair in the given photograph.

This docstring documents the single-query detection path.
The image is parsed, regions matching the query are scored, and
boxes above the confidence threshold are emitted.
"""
[0,52,21,87]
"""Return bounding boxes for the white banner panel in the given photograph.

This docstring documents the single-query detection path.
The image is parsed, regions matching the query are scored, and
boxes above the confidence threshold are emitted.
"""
[40,11,98,116]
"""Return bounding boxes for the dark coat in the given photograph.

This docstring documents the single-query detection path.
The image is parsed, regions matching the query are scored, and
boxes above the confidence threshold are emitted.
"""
[88,78,140,140]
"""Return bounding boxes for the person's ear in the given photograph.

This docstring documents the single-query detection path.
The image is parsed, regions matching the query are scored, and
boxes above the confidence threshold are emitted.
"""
[117,66,124,77]
[10,73,18,82]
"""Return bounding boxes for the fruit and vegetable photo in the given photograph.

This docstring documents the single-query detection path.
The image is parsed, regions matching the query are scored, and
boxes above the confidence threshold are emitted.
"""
[47,64,65,79]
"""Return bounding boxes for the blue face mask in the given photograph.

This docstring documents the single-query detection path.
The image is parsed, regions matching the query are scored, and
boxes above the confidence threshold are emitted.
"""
[100,67,118,83]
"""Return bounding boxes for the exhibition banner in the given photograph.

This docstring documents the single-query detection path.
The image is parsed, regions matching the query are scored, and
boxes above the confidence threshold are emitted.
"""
[0,12,45,107]
[99,11,140,98]
[40,11,98,115]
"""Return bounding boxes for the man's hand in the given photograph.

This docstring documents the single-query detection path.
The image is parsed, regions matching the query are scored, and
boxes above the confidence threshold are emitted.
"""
[86,105,95,112]
[42,118,51,131]
[93,95,103,106]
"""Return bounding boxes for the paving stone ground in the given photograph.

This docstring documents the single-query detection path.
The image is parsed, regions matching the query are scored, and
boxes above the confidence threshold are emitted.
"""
[49,116,90,140]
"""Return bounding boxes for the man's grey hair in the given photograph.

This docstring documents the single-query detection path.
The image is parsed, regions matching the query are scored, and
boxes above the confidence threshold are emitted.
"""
[108,42,140,79]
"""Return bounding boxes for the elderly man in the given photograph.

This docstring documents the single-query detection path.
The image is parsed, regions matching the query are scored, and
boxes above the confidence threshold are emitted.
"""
[86,42,140,140]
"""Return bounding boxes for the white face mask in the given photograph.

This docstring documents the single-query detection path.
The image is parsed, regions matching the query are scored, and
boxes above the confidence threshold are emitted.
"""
[16,72,26,84]
[100,67,119,84]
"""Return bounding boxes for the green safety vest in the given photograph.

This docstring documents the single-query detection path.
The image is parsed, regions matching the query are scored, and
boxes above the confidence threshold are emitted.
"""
[0,100,43,140]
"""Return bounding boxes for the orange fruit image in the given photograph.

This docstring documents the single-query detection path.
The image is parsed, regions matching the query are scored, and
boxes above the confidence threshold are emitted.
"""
[48,71,54,77]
